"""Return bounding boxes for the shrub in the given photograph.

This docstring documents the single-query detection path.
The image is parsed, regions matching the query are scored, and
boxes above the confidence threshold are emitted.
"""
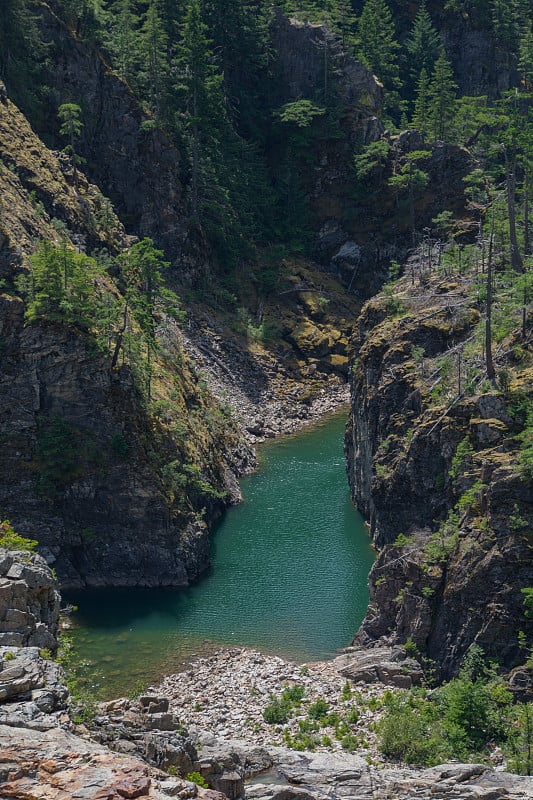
[263,696,290,724]
[308,698,329,719]
[403,637,418,657]
[186,772,208,788]
[450,436,474,481]
[0,520,38,552]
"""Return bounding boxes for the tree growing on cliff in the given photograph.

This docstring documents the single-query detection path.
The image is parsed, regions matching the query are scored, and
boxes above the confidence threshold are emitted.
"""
[356,0,403,121]
[138,0,169,123]
[103,0,140,86]
[58,102,84,187]
[388,150,430,241]
[427,50,457,142]
[403,1,441,106]
[175,0,225,218]
[119,238,184,397]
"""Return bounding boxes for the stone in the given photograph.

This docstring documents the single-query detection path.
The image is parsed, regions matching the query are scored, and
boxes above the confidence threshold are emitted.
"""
[332,241,362,270]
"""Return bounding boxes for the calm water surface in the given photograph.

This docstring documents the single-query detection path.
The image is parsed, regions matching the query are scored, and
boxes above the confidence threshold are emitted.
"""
[66,412,374,698]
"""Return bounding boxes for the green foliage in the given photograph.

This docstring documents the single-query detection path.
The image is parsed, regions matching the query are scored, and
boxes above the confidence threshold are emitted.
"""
[449,436,474,481]
[356,0,403,120]
[283,719,320,751]
[518,405,533,480]
[111,432,130,459]
[393,532,412,547]
[263,696,291,724]
[341,679,352,700]
[56,632,99,724]
[19,241,120,352]
[263,684,305,724]
[0,0,49,119]
[522,588,533,619]
[427,50,457,142]
[379,647,517,766]
[186,772,208,788]
[379,691,448,765]
[0,520,38,552]
[403,2,441,106]
[308,697,330,719]
[403,636,418,657]
[276,100,326,128]
[354,140,391,180]
[424,511,459,564]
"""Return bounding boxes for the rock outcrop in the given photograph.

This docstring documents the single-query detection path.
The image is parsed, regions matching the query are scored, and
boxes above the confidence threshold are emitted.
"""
[0,550,60,651]
[0,92,250,589]
[346,268,533,679]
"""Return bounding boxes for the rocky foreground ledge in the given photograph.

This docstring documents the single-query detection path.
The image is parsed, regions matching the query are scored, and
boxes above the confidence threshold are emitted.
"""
[1,550,533,799]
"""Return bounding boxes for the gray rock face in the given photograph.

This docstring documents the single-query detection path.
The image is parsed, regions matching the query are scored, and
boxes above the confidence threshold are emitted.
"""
[35,2,202,278]
[0,550,60,650]
[0,646,68,719]
[199,738,533,800]
[335,646,423,689]
[345,282,533,678]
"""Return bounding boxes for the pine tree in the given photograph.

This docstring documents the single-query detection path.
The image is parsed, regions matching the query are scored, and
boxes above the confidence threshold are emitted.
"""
[103,0,140,87]
[202,0,270,139]
[403,2,441,103]
[325,0,357,50]
[58,102,84,187]
[138,0,169,123]
[356,0,403,121]
[0,0,47,116]
[490,0,528,54]
[427,49,457,142]
[412,68,431,139]
[519,27,533,91]
[176,0,225,217]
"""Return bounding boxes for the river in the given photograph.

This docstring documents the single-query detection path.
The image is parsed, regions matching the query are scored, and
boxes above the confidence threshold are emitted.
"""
[65,411,374,698]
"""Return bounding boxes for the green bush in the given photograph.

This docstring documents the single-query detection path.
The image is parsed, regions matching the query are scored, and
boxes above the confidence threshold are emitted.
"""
[450,436,474,481]
[378,647,516,766]
[0,520,38,552]
[186,772,208,788]
[378,693,448,765]
[263,696,291,724]
[308,698,329,719]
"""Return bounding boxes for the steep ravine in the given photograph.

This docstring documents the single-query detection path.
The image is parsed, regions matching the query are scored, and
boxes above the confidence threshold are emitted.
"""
[346,269,533,681]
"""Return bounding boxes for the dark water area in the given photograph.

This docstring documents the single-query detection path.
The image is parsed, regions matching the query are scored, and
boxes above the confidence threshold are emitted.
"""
[65,411,374,698]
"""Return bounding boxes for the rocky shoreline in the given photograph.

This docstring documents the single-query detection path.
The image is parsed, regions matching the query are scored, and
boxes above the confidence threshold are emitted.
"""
[178,310,351,446]
[155,648,386,756]
[2,553,533,799]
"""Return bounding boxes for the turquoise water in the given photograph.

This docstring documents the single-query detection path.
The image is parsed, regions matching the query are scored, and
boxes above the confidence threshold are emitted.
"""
[65,412,374,698]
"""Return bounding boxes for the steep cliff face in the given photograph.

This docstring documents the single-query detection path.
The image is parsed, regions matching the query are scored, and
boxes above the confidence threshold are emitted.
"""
[0,94,250,589]
[346,268,532,679]
[30,1,204,278]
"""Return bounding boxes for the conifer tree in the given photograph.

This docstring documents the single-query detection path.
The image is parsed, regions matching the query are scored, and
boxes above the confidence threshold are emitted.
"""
[202,0,270,139]
[104,0,140,86]
[412,68,431,139]
[139,0,169,123]
[58,102,84,187]
[176,0,225,217]
[519,27,533,91]
[427,49,457,142]
[0,0,47,115]
[325,0,357,50]
[403,2,441,103]
[356,0,403,120]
